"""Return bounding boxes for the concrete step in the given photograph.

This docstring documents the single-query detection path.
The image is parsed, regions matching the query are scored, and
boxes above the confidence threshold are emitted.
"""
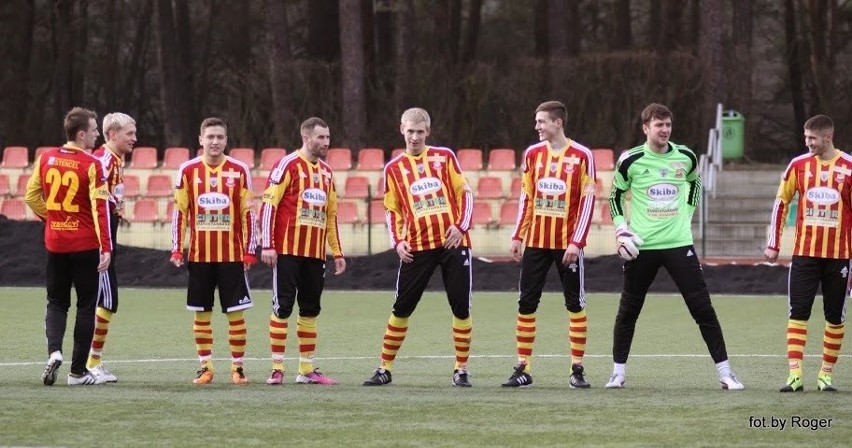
[704,208,771,223]
[694,237,766,257]
[697,224,768,239]
[705,196,775,212]
[713,169,781,197]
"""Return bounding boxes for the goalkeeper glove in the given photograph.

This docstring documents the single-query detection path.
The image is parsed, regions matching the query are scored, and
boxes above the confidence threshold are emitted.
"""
[615,224,644,261]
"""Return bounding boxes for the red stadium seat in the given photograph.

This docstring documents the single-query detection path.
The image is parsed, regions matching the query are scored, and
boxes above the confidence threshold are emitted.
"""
[457,148,483,171]
[2,146,29,169]
[229,148,256,169]
[336,200,360,224]
[344,175,370,199]
[375,176,386,196]
[132,199,159,223]
[260,148,287,171]
[499,200,520,226]
[122,174,141,198]
[162,147,190,169]
[1,198,28,220]
[130,146,158,169]
[357,148,385,170]
[0,174,10,196]
[391,148,406,159]
[487,148,517,171]
[476,176,504,199]
[510,177,523,198]
[327,148,353,171]
[600,202,613,225]
[146,174,173,197]
[164,201,175,223]
[251,176,267,197]
[368,199,386,224]
[592,148,615,171]
[471,202,494,227]
[15,174,29,197]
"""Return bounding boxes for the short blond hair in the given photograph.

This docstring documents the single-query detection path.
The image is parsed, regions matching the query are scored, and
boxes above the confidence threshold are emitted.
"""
[102,113,136,138]
[400,108,431,127]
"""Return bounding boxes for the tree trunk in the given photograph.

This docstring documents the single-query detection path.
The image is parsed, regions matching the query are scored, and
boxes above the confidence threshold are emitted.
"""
[648,0,661,51]
[785,0,806,131]
[309,0,340,61]
[803,0,836,116]
[339,0,366,149]
[565,0,580,56]
[698,0,724,129]
[460,0,483,61]
[731,0,753,124]
[51,0,75,115]
[0,0,34,145]
[534,0,548,58]
[155,0,193,147]
[394,0,414,111]
[611,0,632,50]
[548,0,567,57]
[374,0,394,65]
[265,0,294,142]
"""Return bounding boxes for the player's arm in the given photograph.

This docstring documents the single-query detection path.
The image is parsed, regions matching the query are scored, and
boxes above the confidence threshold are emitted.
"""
[383,169,407,248]
[240,169,258,267]
[24,155,47,220]
[511,152,535,243]
[447,152,473,233]
[766,163,797,253]
[89,161,113,254]
[609,153,631,228]
[569,155,596,250]
[259,168,290,266]
[325,176,345,260]
[685,150,702,213]
[170,169,190,265]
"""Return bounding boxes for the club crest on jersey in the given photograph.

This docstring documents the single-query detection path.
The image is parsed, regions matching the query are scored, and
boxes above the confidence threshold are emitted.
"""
[821,172,829,182]
[550,163,557,173]
[209,177,218,187]
[312,173,319,184]
[564,164,574,173]
[433,162,442,170]
[417,164,425,174]
[675,168,685,178]
[659,169,669,178]
[225,177,235,188]
[837,175,845,183]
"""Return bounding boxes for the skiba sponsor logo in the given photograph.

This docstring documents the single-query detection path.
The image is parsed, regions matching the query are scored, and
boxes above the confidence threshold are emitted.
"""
[410,177,442,196]
[197,192,231,210]
[647,183,678,201]
[806,186,840,206]
[536,177,567,195]
[302,188,328,206]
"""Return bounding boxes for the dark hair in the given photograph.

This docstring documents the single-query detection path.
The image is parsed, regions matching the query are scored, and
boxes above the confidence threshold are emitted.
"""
[300,117,329,134]
[535,101,567,123]
[64,107,97,141]
[640,103,673,125]
[200,117,227,134]
[804,115,834,133]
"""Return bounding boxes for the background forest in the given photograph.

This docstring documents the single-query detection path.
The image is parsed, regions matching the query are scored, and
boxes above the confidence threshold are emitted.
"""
[0,0,851,162]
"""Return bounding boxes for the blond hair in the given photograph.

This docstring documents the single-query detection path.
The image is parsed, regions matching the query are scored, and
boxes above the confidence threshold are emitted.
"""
[400,108,431,127]
[102,113,136,139]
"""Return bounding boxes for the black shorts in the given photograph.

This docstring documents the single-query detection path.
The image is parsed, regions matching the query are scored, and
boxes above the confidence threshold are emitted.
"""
[518,247,586,314]
[97,217,120,312]
[186,262,253,313]
[272,255,326,319]
[788,256,851,324]
[392,246,472,319]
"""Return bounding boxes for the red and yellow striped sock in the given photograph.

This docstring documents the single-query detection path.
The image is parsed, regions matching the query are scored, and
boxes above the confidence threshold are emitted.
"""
[453,316,472,371]
[227,310,247,371]
[194,311,214,370]
[820,322,844,376]
[568,309,588,366]
[516,313,536,372]
[86,307,113,369]
[297,316,318,375]
[379,314,409,371]
[787,319,807,378]
[269,315,288,371]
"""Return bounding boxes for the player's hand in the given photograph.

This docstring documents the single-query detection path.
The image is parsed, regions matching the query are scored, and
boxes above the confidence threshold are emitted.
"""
[396,241,414,263]
[562,244,580,265]
[444,225,463,249]
[97,252,111,273]
[170,252,185,267]
[764,247,779,263]
[510,239,523,262]
[243,253,257,270]
[616,224,644,261]
[261,248,277,267]
[334,257,346,275]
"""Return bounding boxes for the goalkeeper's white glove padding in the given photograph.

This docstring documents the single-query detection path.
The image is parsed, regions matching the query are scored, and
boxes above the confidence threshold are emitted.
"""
[615,224,644,261]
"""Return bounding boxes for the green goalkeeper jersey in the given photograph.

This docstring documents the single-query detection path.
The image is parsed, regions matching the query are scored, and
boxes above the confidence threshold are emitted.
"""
[608,141,701,250]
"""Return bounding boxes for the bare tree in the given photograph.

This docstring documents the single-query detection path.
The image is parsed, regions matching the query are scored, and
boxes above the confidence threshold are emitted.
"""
[611,0,632,50]
[394,0,414,112]
[460,0,483,61]
[310,0,340,61]
[548,0,568,56]
[731,0,754,117]
[265,0,294,141]
[802,0,839,116]
[339,0,366,149]
[155,0,195,147]
[698,0,724,128]
[0,0,34,145]
[785,0,807,129]
[535,0,548,58]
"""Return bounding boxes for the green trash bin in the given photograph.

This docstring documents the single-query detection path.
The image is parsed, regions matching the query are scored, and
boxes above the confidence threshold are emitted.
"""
[721,110,745,160]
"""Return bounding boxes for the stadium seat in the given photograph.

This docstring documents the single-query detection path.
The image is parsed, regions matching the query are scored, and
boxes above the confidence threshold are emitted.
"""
[196,148,204,157]
[146,174,173,197]
[1,146,29,169]
[368,199,386,224]
[391,148,406,159]
[260,147,287,171]
[476,176,504,199]
[596,172,614,199]
[1,198,27,220]
[162,147,190,169]
[471,201,494,227]
[600,202,613,225]
[35,146,56,161]
[132,199,159,223]
[487,148,517,171]
[122,174,141,198]
[499,200,520,226]
[357,148,385,170]
[229,148,255,169]
[375,176,386,196]
[592,148,615,171]
[510,177,523,198]
[0,174,10,196]
[327,148,353,171]
[457,148,484,171]
[130,146,158,169]
[344,175,370,199]
[15,174,29,197]
[336,200,360,224]
[164,201,175,223]
[251,176,267,197]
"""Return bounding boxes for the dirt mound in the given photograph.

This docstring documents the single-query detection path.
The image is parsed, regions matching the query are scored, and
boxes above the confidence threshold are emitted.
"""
[0,217,788,294]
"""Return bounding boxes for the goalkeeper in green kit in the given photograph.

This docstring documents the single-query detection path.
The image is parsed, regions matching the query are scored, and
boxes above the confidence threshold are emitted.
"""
[605,103,744,390]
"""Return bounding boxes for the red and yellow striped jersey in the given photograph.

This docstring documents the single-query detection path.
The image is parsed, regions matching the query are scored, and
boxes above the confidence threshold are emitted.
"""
[511,140,596,249]
[171,156,257,262]
[768,151,852,258]
[259,151,344,260]
[92,145,125,215]
[24,143,113,253]
[383,146,473,251]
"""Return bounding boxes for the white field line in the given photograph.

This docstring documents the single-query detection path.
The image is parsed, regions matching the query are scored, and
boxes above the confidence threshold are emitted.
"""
[0,353,844,367]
